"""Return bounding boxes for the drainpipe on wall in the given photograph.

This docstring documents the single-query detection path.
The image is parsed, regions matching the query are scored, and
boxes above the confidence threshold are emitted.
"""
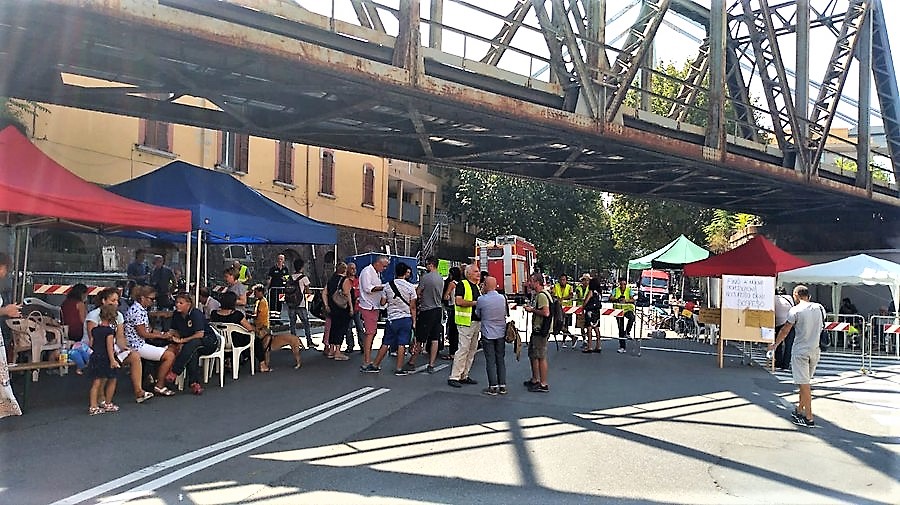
[305,145,311,216]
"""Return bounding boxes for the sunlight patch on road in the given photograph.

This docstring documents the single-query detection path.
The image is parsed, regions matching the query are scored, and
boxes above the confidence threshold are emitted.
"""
[575,391,766,429]
[253,421,525,486]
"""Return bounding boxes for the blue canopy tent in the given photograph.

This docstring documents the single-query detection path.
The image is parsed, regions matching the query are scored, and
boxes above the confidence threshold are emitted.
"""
[108,161,336,244]
[108,161,337,298]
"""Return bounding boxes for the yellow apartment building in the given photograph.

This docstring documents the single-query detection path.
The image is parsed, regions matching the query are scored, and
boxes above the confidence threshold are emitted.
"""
[15,92,448,281]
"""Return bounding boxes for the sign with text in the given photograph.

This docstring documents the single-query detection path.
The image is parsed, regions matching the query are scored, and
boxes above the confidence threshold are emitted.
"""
[698,307,721,324]
[722,275,774,311]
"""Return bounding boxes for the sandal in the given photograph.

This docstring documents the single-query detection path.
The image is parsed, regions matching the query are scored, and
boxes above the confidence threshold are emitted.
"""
[153,386,175,397]
[99,401,120,413]
[294,362,303,369]
[333,354,349,361]
[135,390,155,403]
[190,382,204,395]
[88,406,104,416]
[260,364,272,373]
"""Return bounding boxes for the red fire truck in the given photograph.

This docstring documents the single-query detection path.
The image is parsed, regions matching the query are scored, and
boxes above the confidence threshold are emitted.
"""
[475,235,537,296]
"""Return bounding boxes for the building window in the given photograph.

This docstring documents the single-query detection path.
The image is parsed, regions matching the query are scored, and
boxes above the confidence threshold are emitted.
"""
[140,120,173,153]
[320,150,335,196]
[276,140,294,185]
[362,163,375,207]
[219,131,249,173]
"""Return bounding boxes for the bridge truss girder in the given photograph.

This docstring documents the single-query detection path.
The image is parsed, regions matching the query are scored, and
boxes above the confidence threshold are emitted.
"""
[0,0,896,223]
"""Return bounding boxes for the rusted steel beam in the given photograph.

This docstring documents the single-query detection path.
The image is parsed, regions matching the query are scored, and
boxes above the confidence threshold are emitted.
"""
[10,0,898,216]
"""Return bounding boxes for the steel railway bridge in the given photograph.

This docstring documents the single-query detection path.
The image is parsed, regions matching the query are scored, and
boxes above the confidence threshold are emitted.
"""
[0,0,898,237]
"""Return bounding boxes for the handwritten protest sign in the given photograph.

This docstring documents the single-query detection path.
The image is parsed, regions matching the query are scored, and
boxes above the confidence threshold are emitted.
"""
[722,275,774,311]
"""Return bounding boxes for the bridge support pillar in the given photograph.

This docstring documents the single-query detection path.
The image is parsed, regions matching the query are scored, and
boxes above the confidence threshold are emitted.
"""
[706,0,726,151]
[857,5,873,191]
[795,0,810,174]
[428,0,443,50]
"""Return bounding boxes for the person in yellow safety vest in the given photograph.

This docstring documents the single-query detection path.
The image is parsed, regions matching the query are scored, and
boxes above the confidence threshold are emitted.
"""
[448,264,482,388]
[573,274,592,348]
[233,260,252,286]
[553,275,575,347]
[611,277,635,354]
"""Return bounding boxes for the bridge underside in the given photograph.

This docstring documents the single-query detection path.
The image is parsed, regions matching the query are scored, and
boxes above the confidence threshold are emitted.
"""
[0,1,897,229]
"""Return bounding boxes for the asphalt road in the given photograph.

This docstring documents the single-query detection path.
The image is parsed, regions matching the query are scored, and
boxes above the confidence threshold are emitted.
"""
[1,325,898,505]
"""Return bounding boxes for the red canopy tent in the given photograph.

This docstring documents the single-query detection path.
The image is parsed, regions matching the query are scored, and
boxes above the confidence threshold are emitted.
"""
[0,126,191,232]
[0,126,192,300]
[683,235,810,277]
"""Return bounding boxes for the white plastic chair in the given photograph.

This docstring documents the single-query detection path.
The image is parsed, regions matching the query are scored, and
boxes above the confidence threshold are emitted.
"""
[214,323,255,380]
[198,327,226,387]
[5,316,62,381]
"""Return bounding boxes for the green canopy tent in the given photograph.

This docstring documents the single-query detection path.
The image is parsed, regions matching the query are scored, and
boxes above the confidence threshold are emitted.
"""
[628,235,711,271]
[627,235,711,301]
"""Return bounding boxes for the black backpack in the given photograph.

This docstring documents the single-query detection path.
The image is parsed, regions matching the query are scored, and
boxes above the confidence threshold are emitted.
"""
[536,291,555,335]
[284,274,305,306]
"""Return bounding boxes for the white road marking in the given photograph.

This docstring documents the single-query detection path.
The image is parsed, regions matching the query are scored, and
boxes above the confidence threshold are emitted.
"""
[99,388,390,504]
[50,387,382,505]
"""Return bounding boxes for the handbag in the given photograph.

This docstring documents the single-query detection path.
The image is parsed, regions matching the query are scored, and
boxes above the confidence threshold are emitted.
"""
[330,276,349,309]
[505,321,519,343]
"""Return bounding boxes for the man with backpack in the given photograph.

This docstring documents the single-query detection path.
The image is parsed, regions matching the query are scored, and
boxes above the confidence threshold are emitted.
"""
[284,259,313,349]
[524,273,552,393]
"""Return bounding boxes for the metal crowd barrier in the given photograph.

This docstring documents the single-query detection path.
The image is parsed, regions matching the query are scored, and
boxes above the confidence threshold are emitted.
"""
[869,314,900,359]
[823,312,866,353]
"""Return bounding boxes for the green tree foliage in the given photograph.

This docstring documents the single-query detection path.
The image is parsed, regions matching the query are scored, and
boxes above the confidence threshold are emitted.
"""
[702,209,760,253]
[609,60,762,254]
[448,169,622,272]
[834,156,891,183]
[608,195,713,259]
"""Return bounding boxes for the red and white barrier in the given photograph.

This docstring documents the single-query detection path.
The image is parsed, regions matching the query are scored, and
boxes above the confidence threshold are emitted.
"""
[883,324,900,334]
[563,306,625,317]
[32,284,105,296]
[823,322,851,332]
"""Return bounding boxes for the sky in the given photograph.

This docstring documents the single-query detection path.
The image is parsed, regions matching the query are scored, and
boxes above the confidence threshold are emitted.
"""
[294,1,898,130]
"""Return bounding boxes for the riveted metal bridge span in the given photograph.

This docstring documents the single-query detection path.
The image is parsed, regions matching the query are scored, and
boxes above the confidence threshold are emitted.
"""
[0,0,897,227]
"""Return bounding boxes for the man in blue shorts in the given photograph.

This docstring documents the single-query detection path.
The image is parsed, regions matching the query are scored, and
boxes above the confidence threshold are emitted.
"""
[370,262,417,375]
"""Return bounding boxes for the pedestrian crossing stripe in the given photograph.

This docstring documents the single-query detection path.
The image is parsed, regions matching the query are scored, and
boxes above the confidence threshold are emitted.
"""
[747,348,899,382]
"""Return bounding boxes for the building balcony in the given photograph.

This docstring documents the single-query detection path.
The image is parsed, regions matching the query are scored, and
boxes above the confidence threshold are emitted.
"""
[387,197,421,225]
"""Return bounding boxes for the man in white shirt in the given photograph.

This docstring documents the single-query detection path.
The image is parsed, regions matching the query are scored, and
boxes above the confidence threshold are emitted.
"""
[370,262,417,375]
[769,285,824,428]
[359,256,389,372]
[198,287,220,320]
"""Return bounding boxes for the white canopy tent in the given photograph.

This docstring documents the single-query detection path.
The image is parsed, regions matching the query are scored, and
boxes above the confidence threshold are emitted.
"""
[777,254,900,315]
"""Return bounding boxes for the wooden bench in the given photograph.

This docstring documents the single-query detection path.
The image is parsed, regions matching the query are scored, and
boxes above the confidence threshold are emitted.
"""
[8,360,73,412]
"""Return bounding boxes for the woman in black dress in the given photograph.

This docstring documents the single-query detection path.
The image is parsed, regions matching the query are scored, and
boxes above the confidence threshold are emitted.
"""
[324,262,353,361]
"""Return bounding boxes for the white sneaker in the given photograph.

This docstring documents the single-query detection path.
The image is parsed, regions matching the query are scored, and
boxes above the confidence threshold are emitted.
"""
[616,348,627,354]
